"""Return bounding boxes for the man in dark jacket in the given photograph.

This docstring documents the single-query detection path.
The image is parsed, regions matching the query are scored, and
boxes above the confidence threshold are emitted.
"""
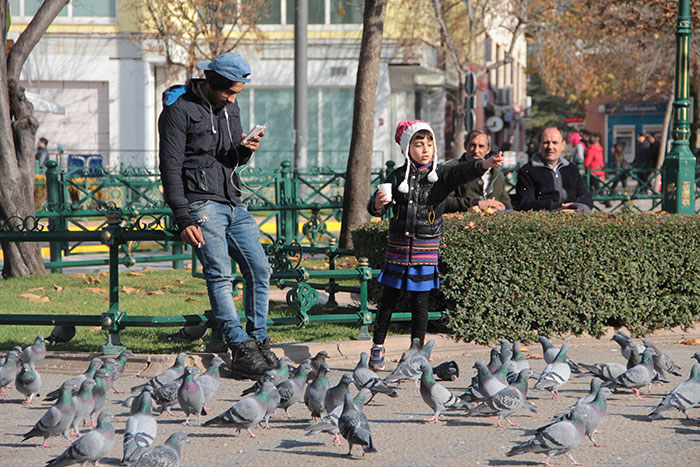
[516,127,592,212]
[443,130,512,212]
[158,52,276,379]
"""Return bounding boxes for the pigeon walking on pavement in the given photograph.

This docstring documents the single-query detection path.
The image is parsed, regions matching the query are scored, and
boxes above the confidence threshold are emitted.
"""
[542,386,612,447]
[603,348,656,400]
[353,353,398,400]
[89,368,109,425]
[178,366,205,425]
[277,360,312,418]
[22,382,76,447]
[70,378,96,437]
[338,392,376,457]
[305,363,331,419]
[131,352,187,393]
[324,373,354,414]
[16,361,42,404]
[419,363,469,423]
[112,348,133,382]
[44,358,102,402]
[537,336,581,373]
[132,432,188,467]
[122,389,158,463]
[612,331,645,360]
[241,356,291,396]
[578,361,627,383]
[642,339,682,382]
[398,337,422,364]
[150,367,198,417]
[648,362,700,420]
[506,410,586,466]
[306,351,331,382]
[45,411,115,467]
[196,356,225,410]
[384,340,435,386]
[203,381,273,438]
[0,350,20,397]
[46,325,76,345]
[533,343,572,399]
[21,334,46,368]
[261,373,281,429]
[459,361,507,403]
[307,388,371,446]
[466,369,536,427]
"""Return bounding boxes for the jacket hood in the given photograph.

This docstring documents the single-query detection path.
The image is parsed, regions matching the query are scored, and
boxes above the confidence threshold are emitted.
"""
[530,153,570,169]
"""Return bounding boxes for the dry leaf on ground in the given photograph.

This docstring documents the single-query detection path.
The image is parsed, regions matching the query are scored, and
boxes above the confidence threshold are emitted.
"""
[86,276,101,285]
[98,271,109,277]
[70,273,87,280]
[121,286,141,294]
[176,280,185,285]
[185,297,201,302]
[147,290,164,296]
[20,293,51,303]
[86,287,108,294]
[28,287,45,292]
[678,337,700,345]
[52,284,67,292]
[128,271,146,276]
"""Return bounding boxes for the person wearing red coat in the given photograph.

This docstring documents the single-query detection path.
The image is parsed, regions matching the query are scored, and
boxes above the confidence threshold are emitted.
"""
[584,133,606,198]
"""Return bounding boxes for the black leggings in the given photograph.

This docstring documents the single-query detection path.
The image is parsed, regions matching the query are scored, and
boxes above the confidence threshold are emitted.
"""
[373,286,430,347]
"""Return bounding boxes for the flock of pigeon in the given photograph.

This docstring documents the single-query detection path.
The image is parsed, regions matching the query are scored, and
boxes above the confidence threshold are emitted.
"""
[1,330,699,466]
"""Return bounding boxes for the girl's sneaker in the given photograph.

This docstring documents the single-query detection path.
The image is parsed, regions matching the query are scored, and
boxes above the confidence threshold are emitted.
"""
[369,344,385,371]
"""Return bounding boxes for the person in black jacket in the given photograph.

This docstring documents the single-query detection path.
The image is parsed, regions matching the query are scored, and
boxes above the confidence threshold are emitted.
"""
[366,120,503,370]
[515,127,592,212]
[158,52,276,380]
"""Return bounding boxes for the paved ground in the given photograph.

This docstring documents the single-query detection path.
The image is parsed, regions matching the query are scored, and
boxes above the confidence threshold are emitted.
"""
[1,331,700,466]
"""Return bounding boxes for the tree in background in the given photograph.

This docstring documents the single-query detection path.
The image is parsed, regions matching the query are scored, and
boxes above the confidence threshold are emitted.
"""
[525,72,583,143]
[0,0,69,278]
[133,0,270,80]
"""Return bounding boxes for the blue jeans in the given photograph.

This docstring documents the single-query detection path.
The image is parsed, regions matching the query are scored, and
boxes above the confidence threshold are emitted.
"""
[187,200,270,346]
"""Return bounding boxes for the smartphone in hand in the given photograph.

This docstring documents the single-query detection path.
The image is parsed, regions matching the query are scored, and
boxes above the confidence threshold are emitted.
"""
[242,124,267,143]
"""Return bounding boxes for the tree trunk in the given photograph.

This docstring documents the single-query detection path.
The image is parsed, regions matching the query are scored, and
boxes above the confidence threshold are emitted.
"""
[339,0,388,249]
[0,0,69,277]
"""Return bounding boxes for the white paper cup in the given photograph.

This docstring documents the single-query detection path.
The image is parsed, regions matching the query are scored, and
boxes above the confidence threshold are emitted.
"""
[378,183,393,202]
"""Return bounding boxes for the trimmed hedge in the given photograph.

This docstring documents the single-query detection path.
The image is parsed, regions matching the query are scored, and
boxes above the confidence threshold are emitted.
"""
[352,212,700,343]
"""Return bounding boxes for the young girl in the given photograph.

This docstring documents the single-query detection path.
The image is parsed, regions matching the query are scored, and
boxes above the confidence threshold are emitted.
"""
[367,120,503,370]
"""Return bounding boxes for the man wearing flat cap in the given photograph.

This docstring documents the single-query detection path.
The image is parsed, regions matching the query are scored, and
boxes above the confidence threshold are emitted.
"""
[158,52,276,380]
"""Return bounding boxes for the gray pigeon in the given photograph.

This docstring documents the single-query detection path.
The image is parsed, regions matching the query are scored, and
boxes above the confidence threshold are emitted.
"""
[90,368,109,426]
[499,339,514,363]
[127,388,153,416]
[16,361,42,404]
[131,352,187,393]
[277,360,311,418]
[353,352,398,400]
[324,373,354,414]
[304,363,330,418]
[578,361,627,382]
[537,336,581,373]
[44,357,102,402]
[603,348,656,400]
[692,352,700,364]
[45,411,115,467]
[122,390,158,463]
[487,347,503,373]
[398,337,422,364]
[203,380,273,438]
[307,388,371,446]
[46,325,76,345]
[112,348,134,382]
[261,373,281,430]
[338,392,376,456]
[21,334,46,368]
[0,350,20,396]
[533,343,572,399]
[507,410,586,465]
[0,346,23,367]
[22,382,76,447]
[70,378,96,437]
[384,340,435,386]
[132,432,188,467]
[459,361,507,403]
[612,331,645,360]
[648,362,700,420]
[543,386,612,447]
[166,324,208,341]
[151,367,197,417]
[419,363,469,423]
[196,356,225,408]
[511,342,530,373]
[642,339,682,381]
[466,369,536,427]
[178,366,205,425]
[241,356,291,396]
[307,351,331,381]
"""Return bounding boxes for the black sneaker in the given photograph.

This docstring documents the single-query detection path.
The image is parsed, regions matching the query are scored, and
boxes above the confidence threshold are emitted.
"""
[229,338,271,380]
[258,337,280,367]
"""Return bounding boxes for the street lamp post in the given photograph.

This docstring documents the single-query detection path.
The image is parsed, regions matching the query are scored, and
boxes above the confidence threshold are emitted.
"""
[662,0,695,213]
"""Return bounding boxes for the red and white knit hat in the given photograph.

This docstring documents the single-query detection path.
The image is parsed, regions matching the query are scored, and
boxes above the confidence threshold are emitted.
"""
[394,120,438,193]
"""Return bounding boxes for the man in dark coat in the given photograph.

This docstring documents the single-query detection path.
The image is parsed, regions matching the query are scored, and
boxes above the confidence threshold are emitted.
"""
[443,130,512,212]
[515,127,593,212]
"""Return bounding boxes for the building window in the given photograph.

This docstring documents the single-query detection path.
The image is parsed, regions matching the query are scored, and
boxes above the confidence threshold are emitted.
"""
[10,0,116,20]
[258,0,362,25]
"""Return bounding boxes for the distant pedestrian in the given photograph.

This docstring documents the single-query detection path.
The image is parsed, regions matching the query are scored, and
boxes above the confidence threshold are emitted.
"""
[35,137,49,168]
[634,132,652,184]
[610,142,629,191]
[567,132,585,169]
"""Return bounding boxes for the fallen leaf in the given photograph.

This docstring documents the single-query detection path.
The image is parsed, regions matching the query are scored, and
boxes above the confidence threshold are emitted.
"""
[99,271,109,277]
[88,326,102,332]
[52,284,67,292]
[678,338,700,345]
[147,290,164,296]
[176,280,185,285]
[128,271,146,276]
[121,286,141,294]
[29,287,45,292]
[184,297,201,302]
[86,276,101,285]
[86,287,108,294]
[177,293,188,297]
[161,285,176,289]
[142,268,156,273]
[70,273,87,280]
[526,354,544,360]
[20,293,51,303]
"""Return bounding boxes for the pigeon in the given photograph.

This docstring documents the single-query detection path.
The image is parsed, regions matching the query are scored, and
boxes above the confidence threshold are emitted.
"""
[419,362,469,423]
[21,334,46,368]
[603,348,656,400]
[511,342,530,373]
[692,352,700,364]
[126,388,154,416]
[397,337,422,364]
[22,382,76,447]
[261,373,281,430]
[131,352,187,393]
[46,325,76,345]
[0,350,20,396]
[576,377,603,407]
[305,363,331,418]
[642,339,682,381]
[466,369,536,427]
[353,352,398,400]
[112,348,134,382]
[324,373,354,415]
[70,378,96,437]
[499,339,514,363]
[0,346,23,367]
[45,411,115,467]
[197,356,225,408]
[543,386,612,447]
[100,359,118,393]
[277,360,311,418]
[307,388,371,446]
[648,362,700,420]
[533,343,572,399]
[178,366,205,425]
[487,347,503,373]
[507,410,586,466]
[537,336,581,373]
[578,361,627,382]
[433,361,459,381]
[44,358,102,402]
[122,390,158,463]
[16,361,42,404]
[90,368,109,425]
[612,331,645,360]
[307,351,331,382]
[384,340,435,386]
[459,361,507,403]
[203,381,273,438]
[166,324,208,341]
[132,432,188,467]
[338,392,376,456]
[240,356,291,396]
[151,367,197,417]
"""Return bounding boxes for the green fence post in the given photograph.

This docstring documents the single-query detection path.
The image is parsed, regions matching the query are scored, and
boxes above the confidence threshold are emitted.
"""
[356,257,373,340]
[278,161,297,244]
[101,211,126,354]
[45,161,64,273]
[171,240,184,269]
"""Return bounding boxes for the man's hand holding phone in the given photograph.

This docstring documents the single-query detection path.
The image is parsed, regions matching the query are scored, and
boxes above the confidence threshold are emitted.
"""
[242,124,266,151]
